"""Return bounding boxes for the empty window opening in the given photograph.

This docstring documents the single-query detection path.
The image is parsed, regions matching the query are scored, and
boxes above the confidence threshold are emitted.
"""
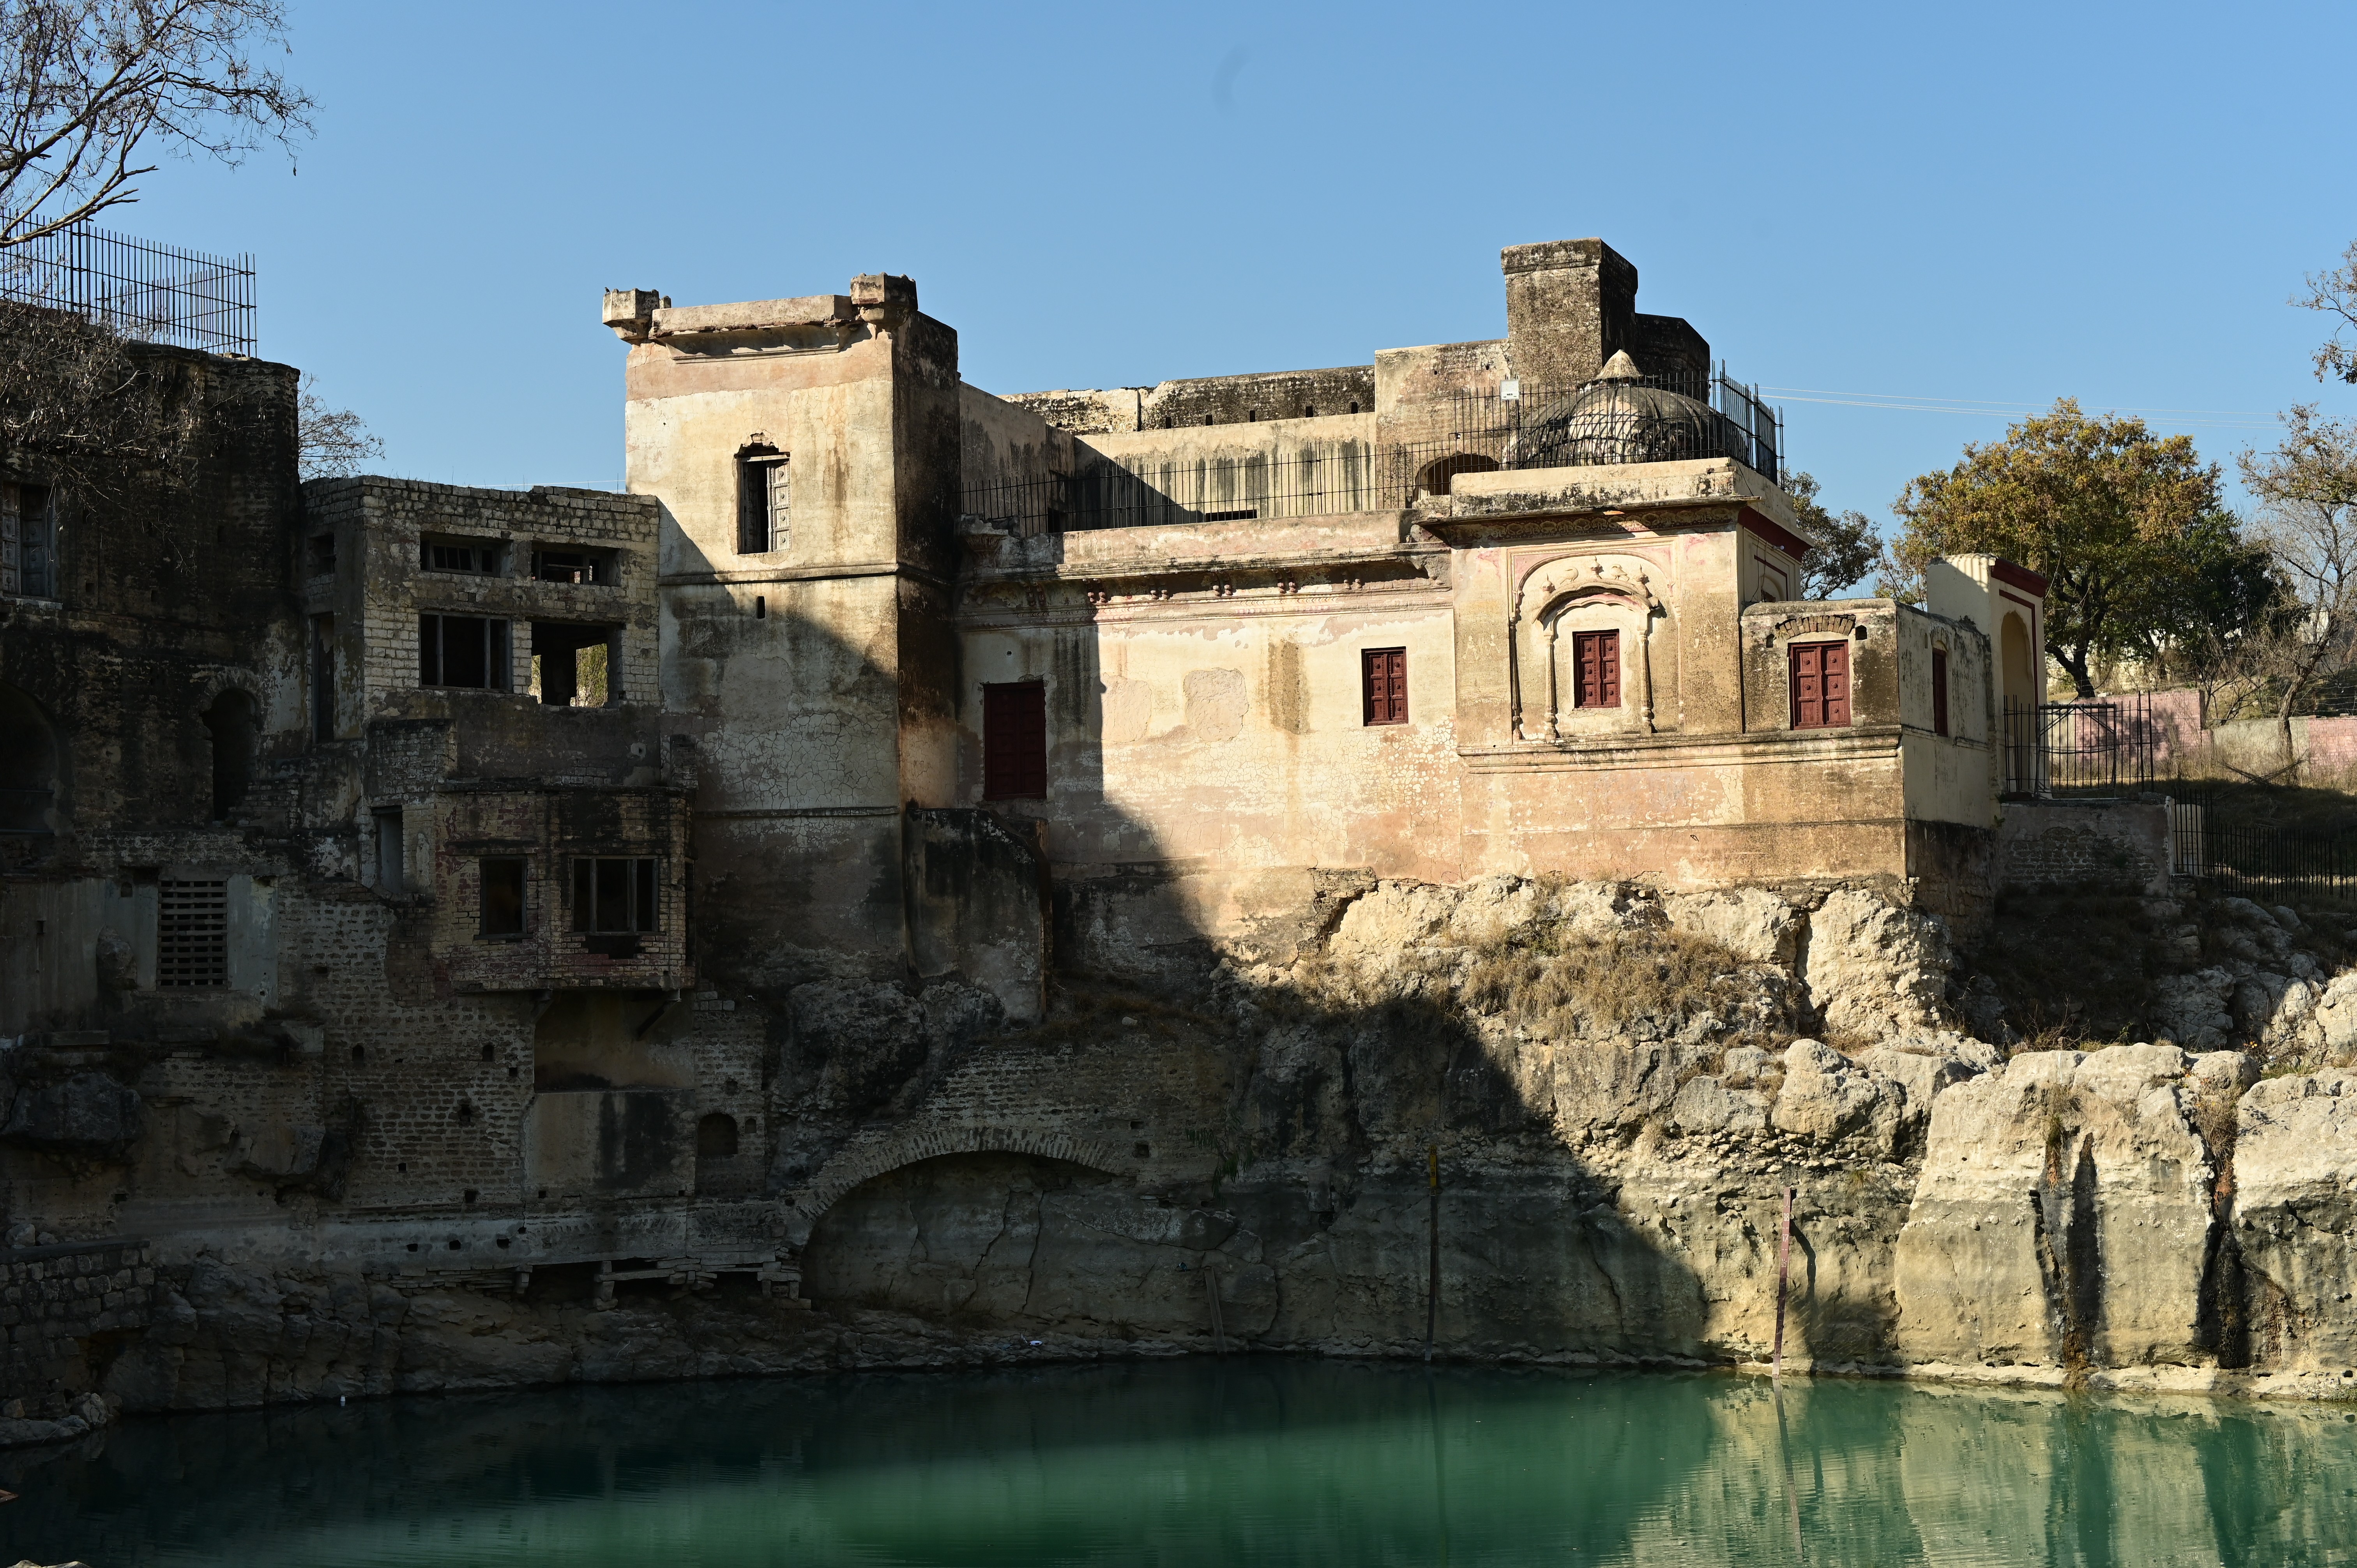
[374,808,404,892]
[306,533,336,576]
[737,445,788,554]
[1203,414,1214,426]
[1931,648,1951,737]
[572,856,658,934]
[157,878,230,987]
[697,1113,739,1159]
[1572,630,1621,708]
[1414,453,1500,497]
[754,595,765,619]
[421,535,504,575]
[532,545,615,585]
[1304,406,1316,418]
[203,689,257,821]
[419,614,511,690]
[0,683,59,833]
[481,857,526,937]
[981,681,1048,800]
[309,614,337,740]
[2,482,55,599]
[1790,641,1852,729]
[1247,410,1258,422]
[1362,648,1408,726]
[528,622,614,706]
[1349,401,1360,414]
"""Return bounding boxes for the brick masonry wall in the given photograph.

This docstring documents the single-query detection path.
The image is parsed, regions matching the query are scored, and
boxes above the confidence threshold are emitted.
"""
[1996,800,2172,895]
[1,1240,154,1416]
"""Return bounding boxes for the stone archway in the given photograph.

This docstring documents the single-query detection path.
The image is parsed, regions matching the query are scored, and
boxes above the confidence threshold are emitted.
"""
[787,1124,1126,1247]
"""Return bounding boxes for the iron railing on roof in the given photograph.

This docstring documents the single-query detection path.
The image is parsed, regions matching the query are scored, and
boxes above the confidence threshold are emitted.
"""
[0,222,256,354]
[2002,696,2160,798]
[963,362,1783,534]
[1417,365,1783,484]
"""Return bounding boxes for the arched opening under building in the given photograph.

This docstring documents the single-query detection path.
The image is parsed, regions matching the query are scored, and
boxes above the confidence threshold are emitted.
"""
[203,688,257,821]
[0,683,60,833]
[800,1151,1131,1324]
[1415,452,1500,497]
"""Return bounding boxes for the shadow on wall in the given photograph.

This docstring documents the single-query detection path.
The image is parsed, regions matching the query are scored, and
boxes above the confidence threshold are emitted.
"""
[757,601,1782,1363]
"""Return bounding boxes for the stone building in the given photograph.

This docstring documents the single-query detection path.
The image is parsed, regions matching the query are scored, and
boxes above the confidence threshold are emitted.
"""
[0,237,2102,1421]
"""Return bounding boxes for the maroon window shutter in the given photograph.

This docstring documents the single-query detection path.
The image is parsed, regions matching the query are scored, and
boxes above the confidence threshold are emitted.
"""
[982,682,1048,798]
[1791,641,1851,729]
[1363,648,1407,725]
[1931,649,1950,737]
[1572,630,1621,708]
[1824,641,1851,726]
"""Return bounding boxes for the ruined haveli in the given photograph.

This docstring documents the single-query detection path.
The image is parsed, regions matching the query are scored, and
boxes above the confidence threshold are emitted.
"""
[4,236,2355,1443]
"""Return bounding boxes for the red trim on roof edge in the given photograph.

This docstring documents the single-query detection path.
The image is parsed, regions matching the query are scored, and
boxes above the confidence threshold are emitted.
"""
[1991,559,2049,597]
[1740,506,1811,561]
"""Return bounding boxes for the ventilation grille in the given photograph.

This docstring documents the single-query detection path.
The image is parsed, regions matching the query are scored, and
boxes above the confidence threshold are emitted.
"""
[157,878,229,987]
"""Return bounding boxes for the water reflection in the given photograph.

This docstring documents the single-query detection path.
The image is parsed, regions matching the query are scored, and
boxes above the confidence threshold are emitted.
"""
[4,1362,2355,1567]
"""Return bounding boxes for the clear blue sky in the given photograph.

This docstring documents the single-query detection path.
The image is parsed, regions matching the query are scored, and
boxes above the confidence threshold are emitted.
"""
[115,0,2357,556]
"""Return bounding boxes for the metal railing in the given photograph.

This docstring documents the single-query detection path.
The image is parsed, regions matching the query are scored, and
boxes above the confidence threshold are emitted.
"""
[964,362,1783,535]
[2173,810,2357,904]
[2002,696,2159,798]
[1421,364,1782,483]
[0,222,256,353]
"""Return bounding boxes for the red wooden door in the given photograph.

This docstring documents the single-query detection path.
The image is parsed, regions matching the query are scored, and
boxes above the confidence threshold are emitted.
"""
[1790,641,1852,729]
[982,681,1048,798]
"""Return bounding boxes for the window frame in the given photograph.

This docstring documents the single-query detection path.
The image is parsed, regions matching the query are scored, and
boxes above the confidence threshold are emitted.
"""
[419,534,506,576]
[156,877,230,989]
[981,680,1049,800]
[1788,640,1853,730]
[1571,629,1622,709]
[737,447,789,555]
[419,613,513,691]
[2,482,55,600]
[571,856,659,934]
[1361,647,1408,726]
[479,856,527,938]
[1931,648,1951,738]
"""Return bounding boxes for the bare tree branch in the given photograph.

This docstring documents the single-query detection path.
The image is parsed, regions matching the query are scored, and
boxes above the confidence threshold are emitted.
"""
[0,0,312,249]
[295,371,379,479]
[2298,238,2357,387]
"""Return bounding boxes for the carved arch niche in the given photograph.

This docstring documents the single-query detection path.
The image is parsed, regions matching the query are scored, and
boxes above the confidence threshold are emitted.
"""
[1512,553,1671,741]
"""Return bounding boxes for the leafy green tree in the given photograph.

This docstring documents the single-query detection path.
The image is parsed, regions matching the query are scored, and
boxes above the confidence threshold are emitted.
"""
[1779,471,1883,599]
[1888,399,2236,697]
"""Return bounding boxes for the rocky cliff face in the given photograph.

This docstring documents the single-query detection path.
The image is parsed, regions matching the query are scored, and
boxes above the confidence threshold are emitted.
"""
[28,877,2357,1430]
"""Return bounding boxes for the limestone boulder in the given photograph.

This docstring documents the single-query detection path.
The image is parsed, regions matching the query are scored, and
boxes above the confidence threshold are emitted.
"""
[2149,968,2235,1051]
[1802,890,1948,1041]
[1,1072,143,1160]
[2310,971,2357,1059]
[2232,1072,2357,1368]
[1327,881,1464,968]
[1668,1074,1770,1135]
[1770,1040,1898,1152]
[1893,1043,2213,1369]
[1663,887,1801,967]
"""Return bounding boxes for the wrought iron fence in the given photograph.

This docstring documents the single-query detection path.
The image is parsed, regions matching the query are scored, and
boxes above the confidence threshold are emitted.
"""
[2002,695,2159,798]
[0,222,256,353]
[2172,812,2357,904]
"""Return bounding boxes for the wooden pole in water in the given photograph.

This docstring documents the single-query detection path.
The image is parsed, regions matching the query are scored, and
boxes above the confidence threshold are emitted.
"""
[1425,1143,1440,1363]
[1772,1185,1794,1383]
[1207,1265,1226,1354]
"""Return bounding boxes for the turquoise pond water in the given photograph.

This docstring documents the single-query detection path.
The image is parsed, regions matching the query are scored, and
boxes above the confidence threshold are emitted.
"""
[5,1360,2357,1567]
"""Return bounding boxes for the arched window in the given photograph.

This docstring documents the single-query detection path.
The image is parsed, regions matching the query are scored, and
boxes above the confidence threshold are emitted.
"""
[203,688,256,822]
[697,1112,739,1159]
[0,683,59,833]
[1414,453,1500,497]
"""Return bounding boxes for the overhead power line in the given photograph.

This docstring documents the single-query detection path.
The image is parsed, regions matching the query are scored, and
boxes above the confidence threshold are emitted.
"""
[1760,386,2281,432]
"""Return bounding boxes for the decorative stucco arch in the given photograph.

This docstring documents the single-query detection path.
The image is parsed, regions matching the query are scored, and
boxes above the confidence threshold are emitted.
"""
[786,1123,1129,1248]
[1511,554,1666,739]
